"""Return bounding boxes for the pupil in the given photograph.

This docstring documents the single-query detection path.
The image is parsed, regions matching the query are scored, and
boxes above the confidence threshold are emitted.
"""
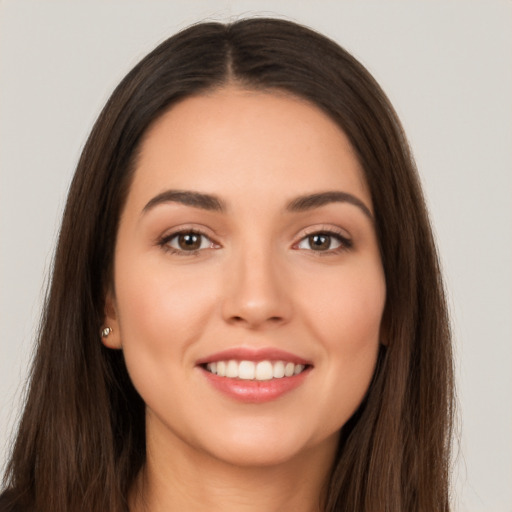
[310,234,330,250]
[179,233,200,250]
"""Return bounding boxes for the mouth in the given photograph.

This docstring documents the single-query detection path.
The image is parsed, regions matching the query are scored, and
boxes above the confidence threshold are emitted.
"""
[201,360,309,381]
[196,348,313,403]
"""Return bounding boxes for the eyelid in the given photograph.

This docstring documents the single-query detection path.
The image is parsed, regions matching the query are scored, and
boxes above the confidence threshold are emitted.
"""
[156,223,353,256]
[157,225,221,255]
[292,225,353,253]
[294,224,352,242]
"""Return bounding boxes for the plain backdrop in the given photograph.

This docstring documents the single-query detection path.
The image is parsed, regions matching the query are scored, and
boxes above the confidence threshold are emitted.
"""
[0,1,511,510]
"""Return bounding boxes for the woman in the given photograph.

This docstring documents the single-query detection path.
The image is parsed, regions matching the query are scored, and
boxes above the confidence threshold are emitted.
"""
[0,18,453,512]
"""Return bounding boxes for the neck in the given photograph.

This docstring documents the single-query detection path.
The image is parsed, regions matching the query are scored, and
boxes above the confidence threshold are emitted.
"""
[129,428,337,512]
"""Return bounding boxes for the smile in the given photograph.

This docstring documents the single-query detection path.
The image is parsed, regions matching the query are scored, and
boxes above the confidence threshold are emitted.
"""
[197,348,313,403]
[205,360,307,381]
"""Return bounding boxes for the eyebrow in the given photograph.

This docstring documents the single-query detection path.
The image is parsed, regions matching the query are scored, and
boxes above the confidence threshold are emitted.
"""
[143,190,225,213]
[286,191,373,219]
[142,189,373,220]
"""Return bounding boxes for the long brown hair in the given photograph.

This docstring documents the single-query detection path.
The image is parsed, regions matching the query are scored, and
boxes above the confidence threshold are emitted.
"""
[1,18,454,512]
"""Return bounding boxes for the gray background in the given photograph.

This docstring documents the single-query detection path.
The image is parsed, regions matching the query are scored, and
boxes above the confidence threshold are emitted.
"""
[1,1,511,510]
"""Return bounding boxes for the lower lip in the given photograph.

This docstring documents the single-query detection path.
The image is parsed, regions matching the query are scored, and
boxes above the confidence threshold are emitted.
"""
[199,367,311,403]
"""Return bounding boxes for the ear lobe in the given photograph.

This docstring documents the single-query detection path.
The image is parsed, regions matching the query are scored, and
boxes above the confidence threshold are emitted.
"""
[101,290,122,349]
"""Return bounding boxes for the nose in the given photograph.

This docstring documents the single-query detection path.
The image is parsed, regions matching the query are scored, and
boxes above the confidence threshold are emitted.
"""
[221,246,292,330]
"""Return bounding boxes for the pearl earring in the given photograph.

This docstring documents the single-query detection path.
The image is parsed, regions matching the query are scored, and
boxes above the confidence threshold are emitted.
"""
[101,327,113,337]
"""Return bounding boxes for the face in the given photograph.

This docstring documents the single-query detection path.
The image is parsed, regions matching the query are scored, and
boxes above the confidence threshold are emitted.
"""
[104,86,386,468]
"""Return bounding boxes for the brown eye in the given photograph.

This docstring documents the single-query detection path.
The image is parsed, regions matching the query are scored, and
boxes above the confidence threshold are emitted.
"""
[308,234,331,251]
[163,231,216,253]
[177,233,202,251]
[296,231,351,253]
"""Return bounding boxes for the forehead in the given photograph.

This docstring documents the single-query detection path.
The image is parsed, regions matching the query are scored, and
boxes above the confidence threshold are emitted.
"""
[129,86,371,211]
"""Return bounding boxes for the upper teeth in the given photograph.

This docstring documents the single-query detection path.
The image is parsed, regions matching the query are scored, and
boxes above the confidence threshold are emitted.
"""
[206,360,306,381]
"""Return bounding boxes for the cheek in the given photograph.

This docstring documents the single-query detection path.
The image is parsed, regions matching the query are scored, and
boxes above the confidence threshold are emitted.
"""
[302,261,386,349]
[299,261,385,422]
[115,258,217,344]
[113,257,220,410]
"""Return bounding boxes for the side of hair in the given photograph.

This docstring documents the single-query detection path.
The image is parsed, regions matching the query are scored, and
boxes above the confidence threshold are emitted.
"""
[1,19,453,512]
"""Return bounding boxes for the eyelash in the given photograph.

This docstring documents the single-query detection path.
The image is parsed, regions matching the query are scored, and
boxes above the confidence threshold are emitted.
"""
[158,229,218,256]
[295,228,353,256]
[157,227,353,256]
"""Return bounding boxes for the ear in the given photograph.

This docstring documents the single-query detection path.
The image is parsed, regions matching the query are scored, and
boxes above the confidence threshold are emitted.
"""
[101,289,122,349]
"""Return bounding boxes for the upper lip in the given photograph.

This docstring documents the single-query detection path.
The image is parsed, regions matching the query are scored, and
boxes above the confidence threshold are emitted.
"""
[196,347,312,366]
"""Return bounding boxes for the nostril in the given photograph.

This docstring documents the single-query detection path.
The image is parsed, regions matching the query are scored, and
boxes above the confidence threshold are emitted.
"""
[228,314,285,328]
[231,315,283,323]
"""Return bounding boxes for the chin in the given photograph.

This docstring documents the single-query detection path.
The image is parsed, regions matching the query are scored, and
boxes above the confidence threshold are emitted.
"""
[200,421,339,469]
[210,444,307,468]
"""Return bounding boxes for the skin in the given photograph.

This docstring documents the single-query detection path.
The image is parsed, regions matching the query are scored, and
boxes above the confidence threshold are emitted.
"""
[103,86,386,512]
